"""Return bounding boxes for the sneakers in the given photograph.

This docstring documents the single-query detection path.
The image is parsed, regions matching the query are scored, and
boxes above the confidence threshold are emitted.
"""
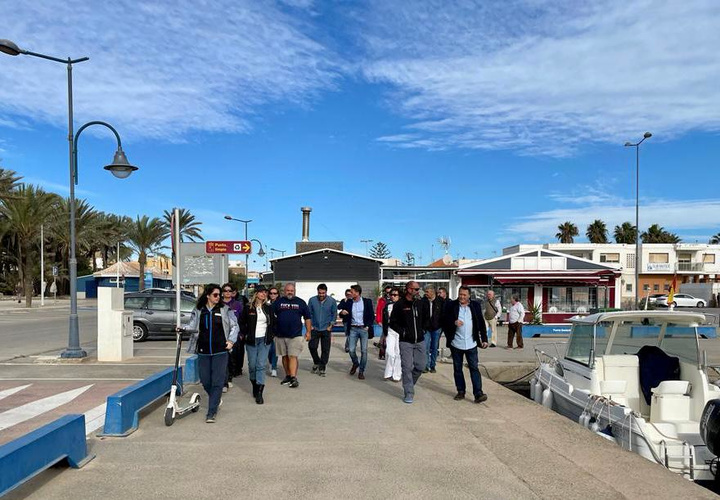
[271,369,278,378]
[281,375,292,386]
[319,368,326,377]
[429,368,436,373]
[403,394,414,404]
[222,386,228,393]
[349,363,359,375]
[454,392,466,401]
[422,368,429,373]
[474,393,488,404]
[289,377,299,388]
[228,381,234,388]
[358,372,365,380]
[205,414,216,423]
[311,364,319,374]
[490,343,497,348]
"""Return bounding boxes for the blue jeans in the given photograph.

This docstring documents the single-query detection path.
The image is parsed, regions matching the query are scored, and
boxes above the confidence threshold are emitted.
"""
[247,338,270,385]
[268,341,277,370]
[424,329,442,369]
[348,326,369,372]
[450,346,483,396]
[198,352,228,417]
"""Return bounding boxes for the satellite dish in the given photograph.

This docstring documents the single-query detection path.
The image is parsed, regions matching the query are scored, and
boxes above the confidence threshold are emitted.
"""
[442,254,452,265]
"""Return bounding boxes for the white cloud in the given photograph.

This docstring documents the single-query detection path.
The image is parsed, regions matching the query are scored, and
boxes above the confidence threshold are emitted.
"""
[357,0,720,156]
[0,1,339,141]
[22,176,95,197]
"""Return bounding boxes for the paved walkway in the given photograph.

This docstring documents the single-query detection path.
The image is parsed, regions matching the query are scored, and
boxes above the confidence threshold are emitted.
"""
[7,337,715,499]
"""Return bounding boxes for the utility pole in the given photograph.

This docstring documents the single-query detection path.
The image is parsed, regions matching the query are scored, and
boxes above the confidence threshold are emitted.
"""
[40,224,44,306]
[361,239,374,255]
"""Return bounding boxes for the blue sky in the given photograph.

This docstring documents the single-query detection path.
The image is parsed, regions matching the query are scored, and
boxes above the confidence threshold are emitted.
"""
[1,0,719,271]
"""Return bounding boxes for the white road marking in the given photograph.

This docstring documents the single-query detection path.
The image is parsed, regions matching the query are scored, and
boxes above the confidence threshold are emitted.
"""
[0,363,181,367]
[84,402,107,435]
[0,384,94,431]
[0,378,143,381]
[0,384,32,400]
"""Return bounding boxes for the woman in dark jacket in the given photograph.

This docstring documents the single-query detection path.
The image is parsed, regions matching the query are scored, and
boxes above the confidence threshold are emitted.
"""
[239,285,275,404]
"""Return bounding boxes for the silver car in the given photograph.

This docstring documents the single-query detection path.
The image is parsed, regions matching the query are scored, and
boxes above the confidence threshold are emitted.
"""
[656,293,706,308]
[125,292,197,341]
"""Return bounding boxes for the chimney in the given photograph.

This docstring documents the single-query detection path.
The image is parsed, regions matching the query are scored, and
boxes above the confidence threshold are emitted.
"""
[301,207,312,242]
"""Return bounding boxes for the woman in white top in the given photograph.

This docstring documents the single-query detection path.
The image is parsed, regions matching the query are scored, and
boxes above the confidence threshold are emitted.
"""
[239,285,275,404]
[382,287,402,381]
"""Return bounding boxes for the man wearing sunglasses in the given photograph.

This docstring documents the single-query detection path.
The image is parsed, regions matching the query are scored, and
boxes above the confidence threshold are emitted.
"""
[389,281,428,403]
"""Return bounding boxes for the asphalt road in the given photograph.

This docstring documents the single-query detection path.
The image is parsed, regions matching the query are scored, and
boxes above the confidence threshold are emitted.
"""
[0,309,98,362]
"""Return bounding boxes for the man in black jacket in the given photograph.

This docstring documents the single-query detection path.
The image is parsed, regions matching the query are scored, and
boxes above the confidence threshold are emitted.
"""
[338,284,374,380]
[389,281,427,404]
[421,284,444,373]
[443,286,488,403]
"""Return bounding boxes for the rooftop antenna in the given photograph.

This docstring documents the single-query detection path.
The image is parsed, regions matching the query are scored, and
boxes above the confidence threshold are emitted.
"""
[438,236,452,265]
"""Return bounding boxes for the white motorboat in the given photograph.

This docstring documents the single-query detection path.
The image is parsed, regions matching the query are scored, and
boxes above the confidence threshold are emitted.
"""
[532,310,720,481]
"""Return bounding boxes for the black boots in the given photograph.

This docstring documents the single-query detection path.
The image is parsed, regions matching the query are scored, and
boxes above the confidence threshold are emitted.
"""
[251,380,258,398]
[255,384,264,405]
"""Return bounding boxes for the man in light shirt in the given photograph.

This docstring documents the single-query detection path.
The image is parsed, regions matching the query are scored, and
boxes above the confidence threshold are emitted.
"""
[507,294,525,349]
[443,286,488,403]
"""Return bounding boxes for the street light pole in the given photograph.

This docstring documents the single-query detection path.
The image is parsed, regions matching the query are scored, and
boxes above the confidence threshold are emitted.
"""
[360,239,374,255]
[625,132,652,310]
[224,216,252,295]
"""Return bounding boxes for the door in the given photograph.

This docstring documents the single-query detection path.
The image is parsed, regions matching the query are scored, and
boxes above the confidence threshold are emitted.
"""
[178,298,196,328]
[145,296,175,334]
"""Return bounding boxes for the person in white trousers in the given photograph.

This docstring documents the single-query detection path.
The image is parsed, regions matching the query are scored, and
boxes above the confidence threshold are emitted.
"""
[382,287,402,381]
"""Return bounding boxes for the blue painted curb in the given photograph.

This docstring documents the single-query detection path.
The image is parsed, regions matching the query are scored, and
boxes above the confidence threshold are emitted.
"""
[523,324,717,338]
[99,366,182,437]
[0,414,94,497]
[184,355,199,384]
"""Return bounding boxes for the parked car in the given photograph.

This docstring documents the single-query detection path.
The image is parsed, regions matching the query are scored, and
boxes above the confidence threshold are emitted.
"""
[124,292,197,341]
[129,287,196,299]
[656,293,706,308]
[639,293,667,308]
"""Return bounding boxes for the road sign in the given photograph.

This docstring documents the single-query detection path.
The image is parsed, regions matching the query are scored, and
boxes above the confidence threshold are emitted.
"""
[205,240,252,254]
[52,266,58,277]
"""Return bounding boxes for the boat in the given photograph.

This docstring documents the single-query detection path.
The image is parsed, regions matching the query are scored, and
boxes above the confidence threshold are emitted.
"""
[531,310,720,481]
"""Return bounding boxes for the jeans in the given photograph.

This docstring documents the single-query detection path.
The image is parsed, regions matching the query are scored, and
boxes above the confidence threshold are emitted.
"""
[450,346,483,396]
[423,329,442,369]
[267,341,278,370]
[198,352,228,417]
[348,326,369,372]
[308,329,332,369]
[399,341,426,397]
[246,338,270,385]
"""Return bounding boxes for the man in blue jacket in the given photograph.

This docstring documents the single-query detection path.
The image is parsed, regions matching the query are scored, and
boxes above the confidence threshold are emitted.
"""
[308,283,337,377]
[339,284,374,380]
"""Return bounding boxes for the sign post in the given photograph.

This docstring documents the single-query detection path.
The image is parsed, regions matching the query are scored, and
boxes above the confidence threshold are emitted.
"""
[205,241,252,254]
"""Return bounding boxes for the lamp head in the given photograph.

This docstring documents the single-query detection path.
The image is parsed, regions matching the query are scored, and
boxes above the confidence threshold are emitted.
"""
[104,148,138,179]
[624,142,633,147]
[224,215,233,220]
[643,132,652,139]
[0,39,23,56]
[257,248,266,257]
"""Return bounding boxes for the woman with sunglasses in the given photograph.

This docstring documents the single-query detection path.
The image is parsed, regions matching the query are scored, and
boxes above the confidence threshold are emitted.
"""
[221,283,244,393]
[266,287,280,377]
[382,287,403,382]
[239,285,275,404]
[182,283,239,422]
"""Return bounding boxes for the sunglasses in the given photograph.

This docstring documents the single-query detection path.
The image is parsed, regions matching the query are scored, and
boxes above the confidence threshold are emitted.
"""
[222,289,232,292]
[391,293,400,296]
[269,292,278,295]
[210,293,220,297]
[411,287,420,291]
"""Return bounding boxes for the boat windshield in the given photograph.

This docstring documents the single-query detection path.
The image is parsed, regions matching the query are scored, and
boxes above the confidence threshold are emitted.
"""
[603,319,699,363]
[565,324,594,366]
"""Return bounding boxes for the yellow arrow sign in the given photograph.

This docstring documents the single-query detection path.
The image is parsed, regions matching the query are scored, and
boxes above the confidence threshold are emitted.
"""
[243,242,251,252]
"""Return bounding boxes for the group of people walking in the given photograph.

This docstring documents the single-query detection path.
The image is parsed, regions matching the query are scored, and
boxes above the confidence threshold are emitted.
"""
[182,280,526,422]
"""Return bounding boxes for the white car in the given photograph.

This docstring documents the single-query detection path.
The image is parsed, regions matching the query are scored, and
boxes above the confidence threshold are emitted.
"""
[656,293,706,308]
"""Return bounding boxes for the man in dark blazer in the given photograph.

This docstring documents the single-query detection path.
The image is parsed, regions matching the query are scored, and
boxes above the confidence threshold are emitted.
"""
[339,284,374,379]
[443,285,489,403]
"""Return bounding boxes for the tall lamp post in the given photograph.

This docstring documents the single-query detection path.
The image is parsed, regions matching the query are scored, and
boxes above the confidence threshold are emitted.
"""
[1,39,138,358]
[625,132,652,310]
[224,215,252,295]
[271,248,286,257]
[360,239,374,255]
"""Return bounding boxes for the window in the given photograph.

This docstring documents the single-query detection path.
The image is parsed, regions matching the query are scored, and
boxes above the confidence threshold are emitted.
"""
[626,253,635,269]
[649,253,669,263]
[566,324,595,366]
[600,253,620,263]
[653,284,660,291]
[626,283,632,293]
[643,284,650,291]
[147,297,172,311]
[548,287,604,313]
[664,284,670,291]
[704,254,716,264]
[124,297,147,309]
[180,299,195,313]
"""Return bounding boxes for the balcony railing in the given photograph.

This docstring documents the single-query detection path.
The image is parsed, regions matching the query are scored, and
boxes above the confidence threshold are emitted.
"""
[644,262,716,273]
[677,262,707,272]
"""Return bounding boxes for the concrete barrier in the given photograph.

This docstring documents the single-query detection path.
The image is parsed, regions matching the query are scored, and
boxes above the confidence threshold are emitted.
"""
[0,414,94,497]
[99,366,181,437]
[184,355,199,384]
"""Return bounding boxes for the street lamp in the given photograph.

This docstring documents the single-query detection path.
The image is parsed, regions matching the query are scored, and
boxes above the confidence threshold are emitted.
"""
[360,239,374,255]
[224,215,252,295]
[1,39,138,358]
[271,247,286,257]
[624,132,652,310]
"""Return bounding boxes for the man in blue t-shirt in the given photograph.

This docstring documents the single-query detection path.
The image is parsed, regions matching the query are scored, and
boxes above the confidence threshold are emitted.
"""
[272,283,312,388]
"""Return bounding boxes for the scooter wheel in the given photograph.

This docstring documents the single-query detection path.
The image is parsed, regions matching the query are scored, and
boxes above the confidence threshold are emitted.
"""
[164,407,175,426]
[191,395,201,413]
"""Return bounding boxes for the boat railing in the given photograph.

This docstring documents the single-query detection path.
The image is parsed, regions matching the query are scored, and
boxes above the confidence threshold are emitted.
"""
[534,341,567,367]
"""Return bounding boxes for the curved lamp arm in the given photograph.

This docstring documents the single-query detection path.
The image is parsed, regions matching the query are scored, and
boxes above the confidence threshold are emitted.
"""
[72,120,123,185]
[250,239,265,256]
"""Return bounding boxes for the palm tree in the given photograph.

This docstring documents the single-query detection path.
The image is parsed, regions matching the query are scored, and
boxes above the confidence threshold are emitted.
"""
[710,233,720,244]
[0,185,60,306]
[613,222,637,244]
[586,219,608,243]
[0,168,21,200]
[556,222,579,243]
[162,208,203,242]
[127,215,168,291]
[641,224,681,244]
